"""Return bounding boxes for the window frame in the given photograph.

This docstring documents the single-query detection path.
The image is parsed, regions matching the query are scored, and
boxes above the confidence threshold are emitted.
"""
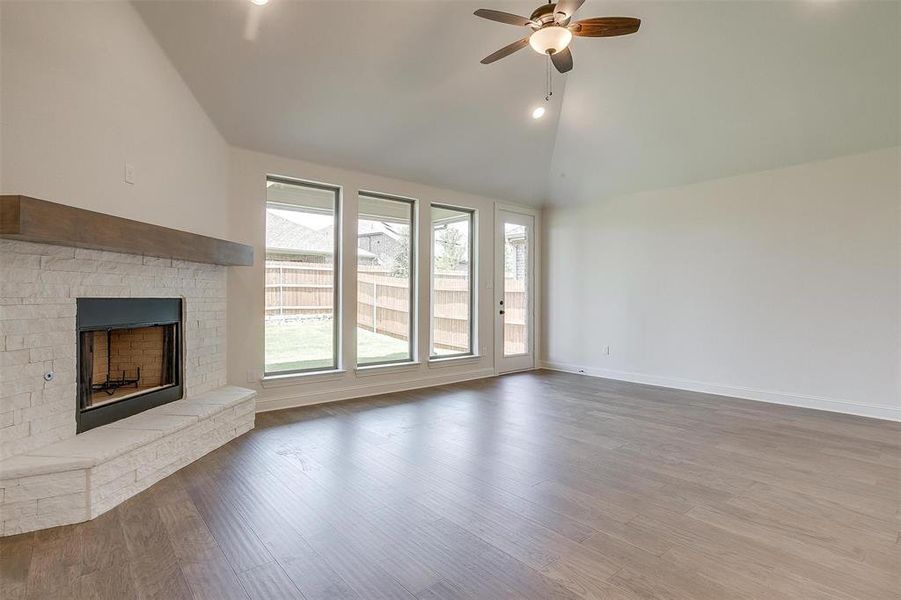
[429,203,476,360]
[356,190,417,368]
[264,175,342,377]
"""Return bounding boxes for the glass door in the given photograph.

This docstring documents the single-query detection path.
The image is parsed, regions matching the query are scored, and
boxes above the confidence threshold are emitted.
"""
[495,209,535,373]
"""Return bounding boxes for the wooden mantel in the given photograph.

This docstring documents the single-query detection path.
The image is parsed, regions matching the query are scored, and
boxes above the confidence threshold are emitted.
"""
[0,195,253,266]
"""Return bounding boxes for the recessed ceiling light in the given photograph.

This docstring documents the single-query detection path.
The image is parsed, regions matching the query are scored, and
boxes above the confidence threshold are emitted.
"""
[532,106,546,119]
[250,0,269,5]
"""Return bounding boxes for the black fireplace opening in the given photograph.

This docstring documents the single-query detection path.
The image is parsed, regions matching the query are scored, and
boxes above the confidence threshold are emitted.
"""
[76,298,184,433]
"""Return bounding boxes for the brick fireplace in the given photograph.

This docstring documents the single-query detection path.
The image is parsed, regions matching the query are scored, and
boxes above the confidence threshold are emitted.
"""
[0,241,229,460]
[0,235,255,535]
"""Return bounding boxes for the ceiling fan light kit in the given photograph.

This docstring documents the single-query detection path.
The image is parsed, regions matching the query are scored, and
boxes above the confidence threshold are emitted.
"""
[529,26,572,55]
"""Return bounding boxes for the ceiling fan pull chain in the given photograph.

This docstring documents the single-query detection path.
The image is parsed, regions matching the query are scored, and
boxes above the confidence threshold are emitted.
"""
[545,54,553,102]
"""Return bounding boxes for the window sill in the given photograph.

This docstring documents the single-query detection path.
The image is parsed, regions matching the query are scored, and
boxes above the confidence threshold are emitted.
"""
[354,361,421,377]
[260,369,347,388]
[427,355,481,369]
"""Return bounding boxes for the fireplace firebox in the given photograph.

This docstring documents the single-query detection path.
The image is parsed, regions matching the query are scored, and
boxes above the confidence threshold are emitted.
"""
[76,298,183,433]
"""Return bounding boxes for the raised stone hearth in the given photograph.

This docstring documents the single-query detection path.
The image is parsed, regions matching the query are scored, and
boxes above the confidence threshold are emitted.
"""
[0,386,255,535]
[0,237,255,535]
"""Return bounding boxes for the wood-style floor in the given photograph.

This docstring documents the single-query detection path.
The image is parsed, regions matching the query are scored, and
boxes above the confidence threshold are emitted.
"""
[2,370,899,599]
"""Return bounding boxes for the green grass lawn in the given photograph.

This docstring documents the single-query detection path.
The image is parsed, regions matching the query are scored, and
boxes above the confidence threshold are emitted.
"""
[265,318,410,373]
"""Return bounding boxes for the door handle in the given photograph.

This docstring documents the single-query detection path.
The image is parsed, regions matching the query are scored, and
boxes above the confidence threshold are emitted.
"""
[499,310,505,315]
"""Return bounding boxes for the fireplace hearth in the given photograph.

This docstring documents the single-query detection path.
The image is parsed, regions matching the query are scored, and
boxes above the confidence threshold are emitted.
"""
[76,298,184,433]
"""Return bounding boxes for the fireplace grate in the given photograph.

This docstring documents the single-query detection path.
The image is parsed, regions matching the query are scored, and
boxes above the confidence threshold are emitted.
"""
[92,368,141,396]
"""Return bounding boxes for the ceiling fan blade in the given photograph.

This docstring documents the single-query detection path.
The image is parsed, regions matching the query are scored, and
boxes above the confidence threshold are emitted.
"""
[473,9,533,27]
[480,37,530,64]
[570,17,641,37]
[554,0,585,21]
[550,47,573,73]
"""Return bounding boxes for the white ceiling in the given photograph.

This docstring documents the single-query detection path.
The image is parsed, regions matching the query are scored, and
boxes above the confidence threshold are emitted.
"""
[134,1,900,207]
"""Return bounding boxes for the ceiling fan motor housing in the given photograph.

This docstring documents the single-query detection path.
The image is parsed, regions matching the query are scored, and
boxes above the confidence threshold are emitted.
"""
[530,4,565,27]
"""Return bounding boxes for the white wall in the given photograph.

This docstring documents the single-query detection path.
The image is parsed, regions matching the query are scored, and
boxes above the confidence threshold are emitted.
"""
[228,147,530,411]
[543,147,900,421]
[0,1,229,239]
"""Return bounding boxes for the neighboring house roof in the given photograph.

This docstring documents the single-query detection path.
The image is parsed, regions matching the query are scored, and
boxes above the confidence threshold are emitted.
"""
[357,221,406,242]
[266,211,375,258]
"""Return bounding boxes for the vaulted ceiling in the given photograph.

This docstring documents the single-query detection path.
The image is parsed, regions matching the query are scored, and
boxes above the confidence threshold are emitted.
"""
[135,1,900,207]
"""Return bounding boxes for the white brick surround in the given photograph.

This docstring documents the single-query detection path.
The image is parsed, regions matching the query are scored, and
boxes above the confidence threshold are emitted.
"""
[0,239,228,460]
[0,239,255,535]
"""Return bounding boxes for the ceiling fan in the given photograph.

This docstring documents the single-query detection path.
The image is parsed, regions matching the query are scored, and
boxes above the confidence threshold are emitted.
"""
[474,0,640,73]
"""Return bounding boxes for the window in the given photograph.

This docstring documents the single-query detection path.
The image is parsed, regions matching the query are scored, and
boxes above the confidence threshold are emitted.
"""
[430,205,474,358]
[265,177,340,375]
[503,222,529,356]
[357,193,415,366]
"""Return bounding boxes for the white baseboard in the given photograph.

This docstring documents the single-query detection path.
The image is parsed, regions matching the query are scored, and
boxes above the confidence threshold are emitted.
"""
[540,361,900,422]
[255,367,497,413]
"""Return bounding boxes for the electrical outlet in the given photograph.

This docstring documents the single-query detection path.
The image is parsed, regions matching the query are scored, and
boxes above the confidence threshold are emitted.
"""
[603,345,610,356]
[124,162,136,185]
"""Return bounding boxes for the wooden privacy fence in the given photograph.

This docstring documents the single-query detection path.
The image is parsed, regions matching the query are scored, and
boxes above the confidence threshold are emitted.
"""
[265,262,527,353]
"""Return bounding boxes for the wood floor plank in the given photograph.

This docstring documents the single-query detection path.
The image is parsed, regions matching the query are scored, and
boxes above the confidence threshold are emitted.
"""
[662,541,863,600]
[415,579,473,600]
[237,561,306,600]
[180,470,275,575]
[278,539,364,600]
[537,540,632,599]
[179,559,250,600]
[0,532,33,600]
[77,509,131,576]
[25,525,82,599]
[626,505,897,598]
[117,495,193,600]
[73,561,138,600]
[155,478,250,600]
